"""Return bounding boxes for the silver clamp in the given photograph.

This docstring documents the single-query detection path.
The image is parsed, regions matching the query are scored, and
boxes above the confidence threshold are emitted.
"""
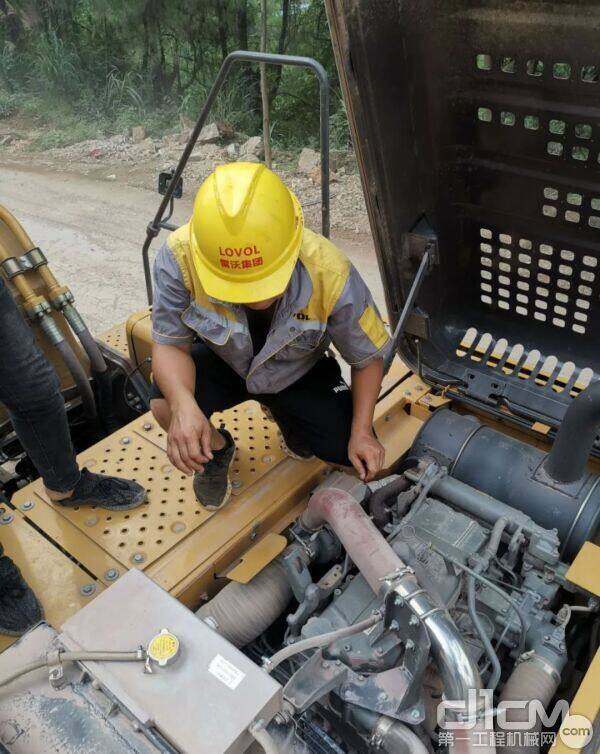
[418,606,446,622]
[379,565,415,583]
[22,247,47,269]
[0,256,30,279]
[46,649,66,689]
[0,249,47,279]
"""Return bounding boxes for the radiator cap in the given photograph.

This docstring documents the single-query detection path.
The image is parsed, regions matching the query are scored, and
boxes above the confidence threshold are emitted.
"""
[147,628,180,667]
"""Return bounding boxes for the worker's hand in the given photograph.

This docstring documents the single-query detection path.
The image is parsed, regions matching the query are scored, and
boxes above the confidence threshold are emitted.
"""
[167,395,214,475]
[348,429,385,482]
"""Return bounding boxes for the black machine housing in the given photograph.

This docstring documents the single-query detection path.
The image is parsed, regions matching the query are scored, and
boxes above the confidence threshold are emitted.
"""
[326,0,600,435]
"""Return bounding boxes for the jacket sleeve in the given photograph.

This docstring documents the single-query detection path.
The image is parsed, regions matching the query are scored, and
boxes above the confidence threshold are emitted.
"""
[327,265,392,368]
[151,244,194,345]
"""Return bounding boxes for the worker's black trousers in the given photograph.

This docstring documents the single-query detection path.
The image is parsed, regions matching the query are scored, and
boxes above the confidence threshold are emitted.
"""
[150,343,354,467]
[0,279,80,492]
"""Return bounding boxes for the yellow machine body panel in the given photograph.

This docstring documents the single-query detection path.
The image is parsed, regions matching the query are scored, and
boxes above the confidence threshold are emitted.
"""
[99,321,130,359]
[566,542,600,598]
[126,308,153,380]
[0,508,105,653]
[9,357,420,620]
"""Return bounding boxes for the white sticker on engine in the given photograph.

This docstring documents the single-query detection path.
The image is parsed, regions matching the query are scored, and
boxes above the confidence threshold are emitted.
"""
[208,654,245,690]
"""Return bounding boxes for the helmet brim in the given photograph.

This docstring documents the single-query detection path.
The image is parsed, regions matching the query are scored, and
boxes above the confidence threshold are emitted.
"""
[192,238,301,304]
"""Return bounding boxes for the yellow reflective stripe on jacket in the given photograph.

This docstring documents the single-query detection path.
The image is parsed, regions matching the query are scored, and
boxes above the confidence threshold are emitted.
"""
[298,229,350,322]
[358,305,389,350]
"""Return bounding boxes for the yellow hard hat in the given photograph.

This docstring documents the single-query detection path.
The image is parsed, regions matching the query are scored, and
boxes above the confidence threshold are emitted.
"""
[189,162,304,303]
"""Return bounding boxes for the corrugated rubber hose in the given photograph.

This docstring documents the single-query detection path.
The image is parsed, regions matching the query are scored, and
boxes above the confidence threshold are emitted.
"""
[196,556,293,648]
[497,656,560,754]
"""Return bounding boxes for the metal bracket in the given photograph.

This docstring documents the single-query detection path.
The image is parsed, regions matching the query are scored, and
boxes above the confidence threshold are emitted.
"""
[383,590,431,691]
[158,168,183,200]
[384,241,436,372]
[283,651,348,714]
[283,646,426,723]
[46,649,67,690]
[22,248,47,269]
[0,249,47,280]
[282,548,313,603]
[461,370,506,404]
[285,564,344,638]
[401,222,439,270]
[0,256,31,279]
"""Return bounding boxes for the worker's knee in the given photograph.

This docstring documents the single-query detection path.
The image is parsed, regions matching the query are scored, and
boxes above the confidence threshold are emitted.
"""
[309,431,352,467]
[150,398,170,430]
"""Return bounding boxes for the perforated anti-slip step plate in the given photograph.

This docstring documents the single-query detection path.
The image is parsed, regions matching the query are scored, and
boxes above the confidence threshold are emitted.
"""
[10,359,418,612]
[12,402,288,575]
[99,322,129,358]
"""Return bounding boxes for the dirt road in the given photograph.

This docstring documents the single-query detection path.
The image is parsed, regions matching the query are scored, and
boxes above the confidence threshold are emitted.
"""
[0,162,384,335]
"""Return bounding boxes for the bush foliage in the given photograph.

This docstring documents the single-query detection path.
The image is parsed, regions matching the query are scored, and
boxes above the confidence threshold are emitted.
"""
[0,0,350,150]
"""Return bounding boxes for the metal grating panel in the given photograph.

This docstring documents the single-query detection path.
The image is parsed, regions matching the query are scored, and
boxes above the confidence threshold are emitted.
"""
[14,402,285,570]
[140,401,285,496]
[99,322,129,357]
[9,367,420,607]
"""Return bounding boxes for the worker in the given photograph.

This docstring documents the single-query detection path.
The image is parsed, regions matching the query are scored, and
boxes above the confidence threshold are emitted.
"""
[150,162,392,511]
[0,278,146,635]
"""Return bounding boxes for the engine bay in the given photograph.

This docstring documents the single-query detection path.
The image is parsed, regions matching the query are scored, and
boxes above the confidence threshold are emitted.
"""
[190,404,600,753]
[0,388,599,754]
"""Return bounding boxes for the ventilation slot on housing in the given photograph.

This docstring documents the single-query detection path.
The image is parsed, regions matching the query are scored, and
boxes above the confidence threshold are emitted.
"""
[456,327,595,398]
[478,226,596,335]
[540,186,600,230]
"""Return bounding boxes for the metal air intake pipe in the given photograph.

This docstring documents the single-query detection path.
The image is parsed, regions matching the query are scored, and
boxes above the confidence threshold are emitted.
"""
[301,488,493,754]
[543,380,600,484]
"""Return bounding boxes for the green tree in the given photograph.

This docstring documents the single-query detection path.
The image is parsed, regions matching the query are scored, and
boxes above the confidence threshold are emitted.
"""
[0,0,349,150]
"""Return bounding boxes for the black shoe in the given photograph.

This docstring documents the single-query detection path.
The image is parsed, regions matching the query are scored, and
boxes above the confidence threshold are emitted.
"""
[55,468,146,511]
[193,429,236,511]
[0,555,43,636]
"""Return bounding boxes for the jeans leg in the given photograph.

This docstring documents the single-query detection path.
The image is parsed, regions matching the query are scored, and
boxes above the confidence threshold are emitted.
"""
[0,280,80,492]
